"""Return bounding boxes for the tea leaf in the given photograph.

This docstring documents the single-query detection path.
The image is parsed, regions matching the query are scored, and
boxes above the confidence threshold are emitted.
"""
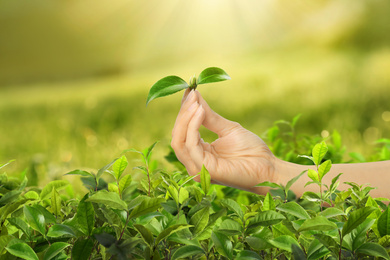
[313,234,339,258]
[247,210,285,229]
[356,242,390,260]
[277,202,310,220]
[218,218,242,236]
[6,243,38,260]
[119,174,132,194]
[200,165,211,195]
[262,192,275,211]
[211,231,233,260]
[268,235,300,252]
[197,67,231,85]
[236,250,263,260]
[291,244,307,260]
[285,170,306,193]
[112,155,128,181]
[64,170,93,178]
[129,197,165,219]
[318,160,332,181]
[97,158,118,180]
[146,76,189,105]
[71,238,94,260]
[171,245,205,260]
[134,224,154,247]
[312,142,328,166]
[298,216,338,232]
[47,224,76,238]
[307,169,319,182]
[76,198,95,236]
[86,190,127,211]
[352,219,375,251]
[342,206,377,237]
[40,180,69,200]
[319,207,346,219]
[24,206,46,236]
[256,181,282,190]
[155,224,191,245]
[190,207,209,236]
[51,188,62,217]
[221,199,244,220]
[378,207,390,237]
[43,242,70,260]
[8,218,31,239]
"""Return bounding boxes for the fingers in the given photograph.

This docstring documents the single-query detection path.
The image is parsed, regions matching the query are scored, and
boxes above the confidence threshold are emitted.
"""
[171,90,204,175]
[186,104,205,170]
[194,91,240,137]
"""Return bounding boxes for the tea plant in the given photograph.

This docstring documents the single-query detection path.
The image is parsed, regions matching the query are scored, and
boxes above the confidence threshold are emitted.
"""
[146,67,230,105]
[1,119,390,259]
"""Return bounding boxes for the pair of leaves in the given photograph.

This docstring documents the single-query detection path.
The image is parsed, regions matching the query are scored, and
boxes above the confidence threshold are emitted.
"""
[146,67,230,105]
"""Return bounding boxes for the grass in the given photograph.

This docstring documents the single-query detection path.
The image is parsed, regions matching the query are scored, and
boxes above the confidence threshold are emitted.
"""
[1,46,389,188]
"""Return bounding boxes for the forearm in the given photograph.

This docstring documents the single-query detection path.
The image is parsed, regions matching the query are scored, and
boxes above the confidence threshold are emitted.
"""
[274,158,390,199]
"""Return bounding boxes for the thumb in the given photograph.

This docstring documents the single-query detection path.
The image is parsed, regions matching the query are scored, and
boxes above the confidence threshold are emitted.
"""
[194,91,239,137]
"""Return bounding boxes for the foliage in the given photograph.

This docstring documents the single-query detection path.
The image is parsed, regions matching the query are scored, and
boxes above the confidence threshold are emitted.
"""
[146,67,230,105]
[1,118,390,259]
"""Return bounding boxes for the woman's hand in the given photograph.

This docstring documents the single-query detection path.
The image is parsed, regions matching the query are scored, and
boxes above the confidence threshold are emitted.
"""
[171,89,278,193]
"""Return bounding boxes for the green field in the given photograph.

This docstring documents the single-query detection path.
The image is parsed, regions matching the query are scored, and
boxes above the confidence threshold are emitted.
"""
[1,47,389,188]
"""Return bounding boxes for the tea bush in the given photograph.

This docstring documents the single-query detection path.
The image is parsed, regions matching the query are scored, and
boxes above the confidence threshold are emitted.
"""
[1,117,390,260]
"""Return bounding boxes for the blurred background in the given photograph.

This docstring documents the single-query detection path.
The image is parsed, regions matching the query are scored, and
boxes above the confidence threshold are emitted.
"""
[1,0,389,186]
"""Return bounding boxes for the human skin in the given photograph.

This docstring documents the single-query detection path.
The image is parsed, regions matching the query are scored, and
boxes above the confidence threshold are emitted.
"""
[171,89,390,199]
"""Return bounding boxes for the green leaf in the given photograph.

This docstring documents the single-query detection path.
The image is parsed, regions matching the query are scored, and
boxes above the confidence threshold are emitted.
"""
[342,206,376,237]
[268,235,300,253]
[247,210,285,229]
[255,181,282,189]
[211,231,233,260]
[197,67,230,85]
[378,207,390,237]
[291,244,307,260]
[277,202,310,220]
[171,245,205,260]
[318,160,332,181]
[262,192,275,211]
[200,165,211,195]
[313,234,339,258]
[112,155,128,181]
[221,199,244,220]
[319,207,346,219]
[351,219,375,251]
[356,242,390,260]
[71,238,94,260]
[190,207,209,236]
[155,224,190,245]
[8,218,31,239]
[129,197,165,219]
[76,197,95,236]
[302,191,322,202]
[86,190,127,211]
[285,170,306,192]
[64,169,93,178]
[51,188,62,217]
[307,169,319,182]
[0,190,22,206]
[298,216,338,232]
[40,180,69,200]
[312,142,328,166]
[97,158,118,180]
[118,174,132,194]
[43,242,70,260]
[145,141,158,163]
[47,224,76,238]
[134,224,154,247]
[6,243,38,260]
[236,250,263,260]
[146,76,189,105]
[0,235,14,255]
[307,239,330,260]
[218,218,242,236]
[0,159,15,170]
[24,206,46,236]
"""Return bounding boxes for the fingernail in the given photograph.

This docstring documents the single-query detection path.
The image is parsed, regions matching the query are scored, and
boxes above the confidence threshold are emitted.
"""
[187,102,198,111]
